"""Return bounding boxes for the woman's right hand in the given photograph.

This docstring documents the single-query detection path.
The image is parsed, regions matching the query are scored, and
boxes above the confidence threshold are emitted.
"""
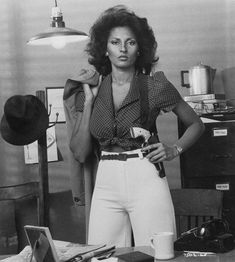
[83,75,102,104]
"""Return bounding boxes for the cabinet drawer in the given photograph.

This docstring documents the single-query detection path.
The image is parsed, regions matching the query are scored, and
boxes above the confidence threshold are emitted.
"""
[179,120,235,177]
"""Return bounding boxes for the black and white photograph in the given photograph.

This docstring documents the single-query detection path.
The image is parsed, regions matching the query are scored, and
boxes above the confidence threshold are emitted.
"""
[0,0,235,261]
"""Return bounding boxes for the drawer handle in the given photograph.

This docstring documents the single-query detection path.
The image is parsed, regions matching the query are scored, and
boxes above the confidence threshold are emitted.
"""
[212,154,232,159]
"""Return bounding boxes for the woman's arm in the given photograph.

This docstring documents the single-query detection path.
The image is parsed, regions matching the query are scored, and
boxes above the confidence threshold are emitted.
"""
[171,98,205,153]
[143,99,205,163]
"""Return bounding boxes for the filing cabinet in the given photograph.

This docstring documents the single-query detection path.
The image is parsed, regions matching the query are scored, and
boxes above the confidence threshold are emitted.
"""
[178,112,235,234]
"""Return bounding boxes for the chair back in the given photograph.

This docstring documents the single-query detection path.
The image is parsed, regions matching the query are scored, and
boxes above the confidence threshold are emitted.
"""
[0,182,39,254]
[170,188,223,237]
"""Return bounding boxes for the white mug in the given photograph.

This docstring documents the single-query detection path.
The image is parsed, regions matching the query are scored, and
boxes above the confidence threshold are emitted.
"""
[150,232,175,260]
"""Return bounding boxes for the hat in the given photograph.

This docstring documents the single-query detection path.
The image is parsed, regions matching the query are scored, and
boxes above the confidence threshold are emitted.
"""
[0,95,49,145]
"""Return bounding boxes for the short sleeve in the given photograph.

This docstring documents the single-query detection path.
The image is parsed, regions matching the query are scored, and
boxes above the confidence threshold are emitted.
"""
[149,71,182,113]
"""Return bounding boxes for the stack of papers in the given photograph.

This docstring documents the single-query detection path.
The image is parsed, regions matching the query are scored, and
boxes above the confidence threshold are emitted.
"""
[53,241,115,261]
[0,243,115,262]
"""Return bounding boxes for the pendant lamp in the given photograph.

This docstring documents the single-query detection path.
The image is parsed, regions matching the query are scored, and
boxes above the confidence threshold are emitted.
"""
[27,0,88,49]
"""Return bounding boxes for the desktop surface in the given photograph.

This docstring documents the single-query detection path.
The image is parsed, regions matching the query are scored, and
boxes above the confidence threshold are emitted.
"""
[1,246,235,262]
[114,246,235,262]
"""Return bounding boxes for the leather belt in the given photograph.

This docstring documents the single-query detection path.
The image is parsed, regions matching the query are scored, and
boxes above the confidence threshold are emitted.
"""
[100,152,148,161]
[100,151,165,178]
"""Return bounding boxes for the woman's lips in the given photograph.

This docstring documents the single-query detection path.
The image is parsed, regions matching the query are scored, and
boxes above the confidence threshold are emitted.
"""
[118,56,128,60]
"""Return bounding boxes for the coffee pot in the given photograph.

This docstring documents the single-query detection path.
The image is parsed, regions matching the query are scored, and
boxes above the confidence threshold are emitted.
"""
[181,63,216,95]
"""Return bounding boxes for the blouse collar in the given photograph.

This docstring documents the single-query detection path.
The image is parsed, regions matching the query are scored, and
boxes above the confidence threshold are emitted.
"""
[97,74,140,114]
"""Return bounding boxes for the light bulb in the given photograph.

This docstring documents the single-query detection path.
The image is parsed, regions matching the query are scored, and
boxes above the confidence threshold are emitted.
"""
[50,36,66,49]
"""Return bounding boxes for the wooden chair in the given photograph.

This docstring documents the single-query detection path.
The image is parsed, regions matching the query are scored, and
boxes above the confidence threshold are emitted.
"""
[0,182,39,201]
[170,188,223,237]
[0,182,39,254]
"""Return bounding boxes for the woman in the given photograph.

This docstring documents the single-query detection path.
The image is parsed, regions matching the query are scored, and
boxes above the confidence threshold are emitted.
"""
[67,5,205,247]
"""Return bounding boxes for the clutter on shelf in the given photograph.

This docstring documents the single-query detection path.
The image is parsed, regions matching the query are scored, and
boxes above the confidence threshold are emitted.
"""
[183,93,235,115]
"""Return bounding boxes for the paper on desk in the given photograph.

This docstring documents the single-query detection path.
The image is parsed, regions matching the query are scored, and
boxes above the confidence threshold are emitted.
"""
[78,245,116,261]
[92,258,118,262]
[201,117,220,123]
[0,243,114,262]
[54,240,105,254]
[183,251,216,257]
[0,246,34,262]
[54,241,115,262]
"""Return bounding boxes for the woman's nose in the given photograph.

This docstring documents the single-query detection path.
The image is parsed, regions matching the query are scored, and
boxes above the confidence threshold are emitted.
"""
[120,43,127,52]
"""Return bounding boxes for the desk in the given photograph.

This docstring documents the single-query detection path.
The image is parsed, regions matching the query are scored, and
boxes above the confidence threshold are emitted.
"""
[1,246,235,262]
[114,246,235,262]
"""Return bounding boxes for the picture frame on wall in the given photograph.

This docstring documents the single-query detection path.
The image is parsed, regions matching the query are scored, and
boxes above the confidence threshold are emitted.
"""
[24,125,58,164]
[45,87,65,123]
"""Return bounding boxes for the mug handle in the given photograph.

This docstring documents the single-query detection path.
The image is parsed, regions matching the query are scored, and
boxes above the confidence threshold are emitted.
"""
[150,237,155,249]
[181,70,190,88]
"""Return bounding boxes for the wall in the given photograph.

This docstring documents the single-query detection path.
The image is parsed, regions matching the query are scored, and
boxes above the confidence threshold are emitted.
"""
[0,0,235,243]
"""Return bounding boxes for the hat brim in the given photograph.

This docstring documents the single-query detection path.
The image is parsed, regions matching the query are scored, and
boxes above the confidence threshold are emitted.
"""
[0,99,49,146]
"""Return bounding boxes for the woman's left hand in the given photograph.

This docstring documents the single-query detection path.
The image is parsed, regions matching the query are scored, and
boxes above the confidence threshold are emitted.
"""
[142,143,177,163]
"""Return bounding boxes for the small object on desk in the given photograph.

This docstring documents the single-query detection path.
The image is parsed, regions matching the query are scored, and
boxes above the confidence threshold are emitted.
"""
[115,251,154,262]
[183,251,216,257]
[96,251,115,260]
[92,258,118,262]
[77,245,115,261]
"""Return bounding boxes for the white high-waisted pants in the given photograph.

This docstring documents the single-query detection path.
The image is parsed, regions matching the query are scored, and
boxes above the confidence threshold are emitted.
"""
[88,149,176,247]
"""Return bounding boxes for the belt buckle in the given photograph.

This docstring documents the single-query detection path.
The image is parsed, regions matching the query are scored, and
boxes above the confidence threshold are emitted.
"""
[119,153,128,161]
[138,151,144,159]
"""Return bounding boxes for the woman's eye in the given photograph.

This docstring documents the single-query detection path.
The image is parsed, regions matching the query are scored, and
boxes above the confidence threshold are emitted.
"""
[128,40,136,46]
[111,40,119,45]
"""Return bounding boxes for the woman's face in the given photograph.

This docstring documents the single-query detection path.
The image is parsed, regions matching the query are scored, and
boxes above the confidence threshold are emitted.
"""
[106,26,139,70]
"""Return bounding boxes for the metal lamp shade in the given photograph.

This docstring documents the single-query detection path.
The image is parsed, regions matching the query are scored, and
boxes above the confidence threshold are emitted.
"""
[27,27,88,46]
[27,4,88,47]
